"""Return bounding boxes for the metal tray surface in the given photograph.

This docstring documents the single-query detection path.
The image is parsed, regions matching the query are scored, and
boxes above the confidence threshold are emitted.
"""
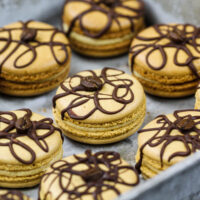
[1,0,200,27]
[0,0,64,27]
[0,52,198,200]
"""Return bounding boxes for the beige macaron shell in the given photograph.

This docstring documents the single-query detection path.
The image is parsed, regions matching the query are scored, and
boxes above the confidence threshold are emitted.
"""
[40,154,138,200]
[138,110,200,166]
[55,69,145,123]
[0,110,62,165]
[0,21,70,75]
[63,0,143,32]
[130,24,200,76]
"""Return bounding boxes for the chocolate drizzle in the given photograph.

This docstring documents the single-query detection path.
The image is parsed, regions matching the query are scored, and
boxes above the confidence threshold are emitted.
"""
[81,167,103,182]
[130,24,200,78]
[103,0,116,7]
[20,28,37,42]
[53,67,134,120]
[136,109,200,172]
[0,108,63,164]
[0,20,70,73]
[15,115,33,134]
[167,28,185,44]
[0,191,26,200]
[174,115,195,132]
[41,150,139,200]
[63,0,144,38]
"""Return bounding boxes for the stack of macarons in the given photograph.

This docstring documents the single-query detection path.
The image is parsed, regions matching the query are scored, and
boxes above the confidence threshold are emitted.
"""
[62,0,145,57]
[136,109,200,179]
[0,20,71,96]
[53,67,146,144]
[129,24,200,98]
[0,108,63,188]
[1,0,200,199]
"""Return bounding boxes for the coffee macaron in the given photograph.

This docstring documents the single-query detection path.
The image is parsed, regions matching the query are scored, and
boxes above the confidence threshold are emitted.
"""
[0,20,71,96]
[0,108,63,188]
[129,24,200,98]
[53,67,146,144]
[136,109,200,179]
[39,150,139,200]
[62,0,145,57]
[0,190,31,200]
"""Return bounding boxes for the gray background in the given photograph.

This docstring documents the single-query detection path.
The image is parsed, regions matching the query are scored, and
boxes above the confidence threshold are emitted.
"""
[0,0,200,26]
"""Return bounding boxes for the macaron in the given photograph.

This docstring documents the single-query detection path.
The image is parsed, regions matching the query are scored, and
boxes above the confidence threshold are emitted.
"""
[39,150,139,200]
[0,190,31,200]
[0,108,63,188]
[0,20,71,96]
[129,24,200,98]
[53,67,146,144]
[136,109,200,179]
[62,0,145,57]
[195,83,200,109]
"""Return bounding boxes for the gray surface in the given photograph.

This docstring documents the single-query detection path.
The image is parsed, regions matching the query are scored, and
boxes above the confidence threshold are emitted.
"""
[0,0,199,200]
[0,0,200,27]
[143,0,200,25]
[0,0,64,27]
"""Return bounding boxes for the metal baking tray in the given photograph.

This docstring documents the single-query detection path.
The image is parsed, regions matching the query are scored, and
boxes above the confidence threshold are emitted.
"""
[0,0,200,200]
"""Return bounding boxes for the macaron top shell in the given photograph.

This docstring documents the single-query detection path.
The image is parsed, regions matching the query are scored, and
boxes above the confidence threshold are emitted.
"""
[0,190,31,200]
[63,0,144,37]
[53,67,145,123]
[0,109,63,165]
[0,21,70,75]
[137,109,200,166]
[40,150,139,200]
[130,24,200,77]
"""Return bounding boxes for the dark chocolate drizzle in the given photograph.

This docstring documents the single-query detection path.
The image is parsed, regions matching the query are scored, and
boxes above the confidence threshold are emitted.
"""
[15,115,33,134]
[0,20,70,73]
[53,67,134,120]
[41,150,139,200]
[136,109,200,172]
[0,108,63,164]
[0,190,26,200]
[20,27,37,42]
[63,0,144,38]
[130,24,200,78]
